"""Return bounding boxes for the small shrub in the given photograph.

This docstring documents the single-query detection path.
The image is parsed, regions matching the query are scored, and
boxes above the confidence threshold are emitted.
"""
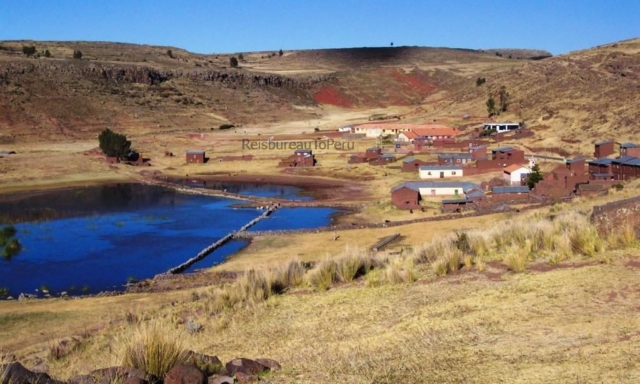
[219,124,235,130]
[453,232,471,253]
[229,57,238,68]
[22,46,36,56]
[613,183,624,191]
[185,317,203,335]
[73,50,83,59]
[117,321,189,378]
[0,287,8,297]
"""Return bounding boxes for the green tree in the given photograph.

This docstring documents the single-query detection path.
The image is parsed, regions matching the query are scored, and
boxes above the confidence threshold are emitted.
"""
[22,46,36,56]
[499,86,510,112]
[476,77,486,86]
[73,50,83,59]
[279,49,283,57]
[486,96,497,117]
[98,128,131,159]
[229,56,238,67]
[526,164,543,189]
[238,53,244,61]
[44,49,51,58]
[167,49,173,58]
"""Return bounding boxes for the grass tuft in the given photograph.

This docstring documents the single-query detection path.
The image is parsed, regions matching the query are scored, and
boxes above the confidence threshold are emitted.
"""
[307,260,337,291]
[116,321,188,378]
[384,257,416,284]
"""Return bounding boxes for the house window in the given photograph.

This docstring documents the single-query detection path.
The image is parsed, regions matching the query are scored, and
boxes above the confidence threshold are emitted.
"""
[428,172,432,175]
[452,171,457,175]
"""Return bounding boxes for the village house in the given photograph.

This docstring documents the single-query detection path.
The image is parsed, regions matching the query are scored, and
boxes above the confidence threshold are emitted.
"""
[611,156,640,181]
[348,146,383,164]
[620,142,640,157]
[356,123,460,140]
[401,157,427,172]
[279,149,316,167]
[588,158,614,178]
[419,165,463,179]
[370,153,397,166]
[566,158,586,174]
[503,165,530,185]
[186,150,206,164]
[491,186,530,201]
[469,145,487,160]
[482,122,520,134]
[391,181,483,209]
[594,140,615,158]
[437,153,473,165]
[492,146,525,162]
[354,123,411,138]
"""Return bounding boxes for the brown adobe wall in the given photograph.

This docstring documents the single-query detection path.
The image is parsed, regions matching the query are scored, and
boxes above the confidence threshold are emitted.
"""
[491,193,531,202]
[591,195,640,235]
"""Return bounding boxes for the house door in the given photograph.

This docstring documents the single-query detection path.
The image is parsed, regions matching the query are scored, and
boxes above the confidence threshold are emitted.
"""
[431,189,436,196]
[454,189,459,197]
[440,172,444,178]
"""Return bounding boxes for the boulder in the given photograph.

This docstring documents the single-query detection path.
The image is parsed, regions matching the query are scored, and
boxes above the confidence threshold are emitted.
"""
[255,358,281,372]
[185,351,223,376]
[208,376,234,384]
[0,362,63,384]
[68,375,97,384]
[89,366,157,384]
[234,372,258,383]
[124,378,148,384]
[164,364,205,384]
[224,358,268,376]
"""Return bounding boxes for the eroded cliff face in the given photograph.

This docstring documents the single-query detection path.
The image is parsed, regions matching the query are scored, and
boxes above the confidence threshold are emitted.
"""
[0,60,335,141]
[0,61,333,88]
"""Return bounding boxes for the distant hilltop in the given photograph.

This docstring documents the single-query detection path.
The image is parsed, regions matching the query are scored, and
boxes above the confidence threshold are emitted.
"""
[481,48,553,60]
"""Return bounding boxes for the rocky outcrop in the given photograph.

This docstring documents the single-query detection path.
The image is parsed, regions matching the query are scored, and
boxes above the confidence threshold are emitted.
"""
[4,355,277,384]
[0,362,64,384]
[0,61,332,89]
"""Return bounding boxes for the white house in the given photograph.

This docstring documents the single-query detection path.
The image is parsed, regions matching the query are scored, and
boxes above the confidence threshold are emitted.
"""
[392,181,482,199]
[338,125,353,132]
[483,122,520,133]
[419,165,464,179]
[503,164,531,185]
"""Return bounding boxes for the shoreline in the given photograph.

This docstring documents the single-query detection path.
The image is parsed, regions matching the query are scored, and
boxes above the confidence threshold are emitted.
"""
[0,176,361,299]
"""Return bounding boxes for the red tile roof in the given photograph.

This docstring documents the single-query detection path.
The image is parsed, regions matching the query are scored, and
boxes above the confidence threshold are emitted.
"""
[503,164,528,173]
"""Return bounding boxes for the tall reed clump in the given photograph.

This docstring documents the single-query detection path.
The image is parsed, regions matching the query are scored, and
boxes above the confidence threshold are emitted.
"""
[607,222,638,249]
[306,259,337,291]
[116,321,189,378]
[273,260,306,290]
[384,256,417,283]
[0,349,9,383]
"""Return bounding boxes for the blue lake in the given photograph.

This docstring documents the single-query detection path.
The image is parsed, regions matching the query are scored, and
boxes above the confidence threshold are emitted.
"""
[0,184,339,297]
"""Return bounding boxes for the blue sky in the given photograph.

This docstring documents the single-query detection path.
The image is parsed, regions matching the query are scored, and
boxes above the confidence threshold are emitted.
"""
[0,0,638,55]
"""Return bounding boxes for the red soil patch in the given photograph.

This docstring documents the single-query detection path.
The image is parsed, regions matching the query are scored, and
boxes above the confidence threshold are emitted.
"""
[313,85,353,107]
[390,70,436,93]
[624,258,640,269]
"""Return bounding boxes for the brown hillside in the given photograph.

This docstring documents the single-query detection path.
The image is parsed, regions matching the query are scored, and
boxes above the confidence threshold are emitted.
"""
[1,38,639,155]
